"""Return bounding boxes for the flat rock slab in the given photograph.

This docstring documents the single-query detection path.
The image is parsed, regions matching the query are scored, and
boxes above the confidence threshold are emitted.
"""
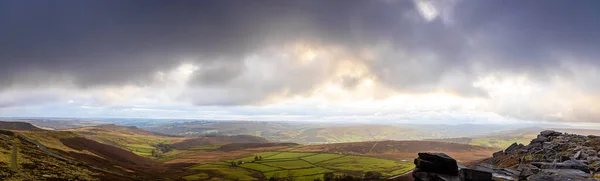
[527,173,596,181]
[415,153,459,176]
[531,160,590,173]
[459,168,492,181]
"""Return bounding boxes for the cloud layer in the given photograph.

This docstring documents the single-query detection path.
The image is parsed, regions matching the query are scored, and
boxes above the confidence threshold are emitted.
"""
[2,0,600,123]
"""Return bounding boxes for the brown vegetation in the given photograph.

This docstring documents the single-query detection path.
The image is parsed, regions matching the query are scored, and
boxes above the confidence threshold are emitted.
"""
[288,140,498,162]
[172,135,268,149]
[0,121,44,131]
[59,137,181,179]
[216,142,298,152]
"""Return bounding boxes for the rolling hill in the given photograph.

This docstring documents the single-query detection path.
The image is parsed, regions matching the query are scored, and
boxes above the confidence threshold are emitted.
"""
[64,124,185,157]
[287,140,498,163]
[0,121,505,181]
[145,121,436,144]
[0,121,44,131]
[172,135,269,150]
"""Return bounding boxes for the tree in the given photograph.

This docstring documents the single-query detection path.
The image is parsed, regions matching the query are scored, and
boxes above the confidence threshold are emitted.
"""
[230,161,237,167]
[259,156,263,160]
[363,171,382,180]
[323,173,334,181]
[287,170,294,181]
[254,155,259,161]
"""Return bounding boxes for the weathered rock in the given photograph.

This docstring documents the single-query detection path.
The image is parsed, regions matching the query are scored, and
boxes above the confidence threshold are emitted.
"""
[458,168,492,181]
[531,160,590,173]
[525,142,542,150]
[540,130,562,137]
[527,173,596,181]
[492,151,504,158]
[542,142,557,150]
[518,164,540,180]
[587,156,600,162]
[586,149,597,155]
[559,155,570,162]
[505,143,520,153]
[473,164,519,181]
[540,169,591,178]
[413,168,460,181]
[531,136,548,143]
[415,153,459,176]
[587,135,597,139]
[574,150,582,160]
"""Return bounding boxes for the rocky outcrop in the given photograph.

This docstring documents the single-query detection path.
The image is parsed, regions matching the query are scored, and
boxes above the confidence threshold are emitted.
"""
[412,130,600,181]
[492,151,504,158]
[413,153,492,181]
[483,130,600,181]
[527,172,597,181]
[459,169,492,181]
[414,153,459,176]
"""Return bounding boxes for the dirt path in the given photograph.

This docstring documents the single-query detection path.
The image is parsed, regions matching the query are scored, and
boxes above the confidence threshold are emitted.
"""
[10,143,17,170]
[386,169,414,180]
[368,141,378,154]
[11,140,32,180]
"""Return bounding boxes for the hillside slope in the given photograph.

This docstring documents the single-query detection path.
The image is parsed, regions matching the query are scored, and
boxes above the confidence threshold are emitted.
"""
[0,130,133,180]
[65,124,184,157]
[288,140,498,162]
[172,135,269,150]
[0,121,44,131]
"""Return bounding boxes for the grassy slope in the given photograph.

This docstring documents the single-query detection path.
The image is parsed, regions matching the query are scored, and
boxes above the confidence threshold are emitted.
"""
[65,125,182,158]
[0,130,102,180]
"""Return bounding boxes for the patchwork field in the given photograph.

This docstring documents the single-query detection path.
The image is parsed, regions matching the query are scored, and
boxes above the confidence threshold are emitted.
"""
[182,152,414,181]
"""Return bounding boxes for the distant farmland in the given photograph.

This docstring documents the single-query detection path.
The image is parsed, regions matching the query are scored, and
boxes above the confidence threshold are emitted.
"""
[183,151,414,181]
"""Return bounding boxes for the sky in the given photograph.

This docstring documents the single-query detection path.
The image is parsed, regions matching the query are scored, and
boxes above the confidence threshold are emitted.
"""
[1,0,600,125]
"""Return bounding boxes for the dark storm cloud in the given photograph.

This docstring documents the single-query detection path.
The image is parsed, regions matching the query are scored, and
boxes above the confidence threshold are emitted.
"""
[452,0,600,71]
[1,0,600,101]
[0,0,409,88]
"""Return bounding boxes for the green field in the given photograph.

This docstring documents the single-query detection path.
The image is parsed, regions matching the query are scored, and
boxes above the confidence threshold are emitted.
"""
[264,152,316,160]
[232,152,284,162]
[187,162,258,181]
[182,173,210,180]
[126,144,156,156]
[263,167,332,179]
[262,160,314,169]
[318,156,414,176]
[301,153,345,163]
[239,163,281,172]
[191,152,414,181]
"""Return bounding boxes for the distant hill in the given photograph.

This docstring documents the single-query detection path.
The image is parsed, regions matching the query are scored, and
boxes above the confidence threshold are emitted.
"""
[0,121,44,131]
[172,135,268,150]
[69,124,175,137]
[425,127,542,149]
[146,121,436,144]
[216,142,298,152]
[551,128,600,136]
[301,124,429,143]
[288,140,498,162]
[65,124,185,157]
[4,119,107,130]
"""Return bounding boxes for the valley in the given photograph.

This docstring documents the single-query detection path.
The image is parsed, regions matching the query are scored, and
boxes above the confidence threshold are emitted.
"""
[0,120,507,180]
